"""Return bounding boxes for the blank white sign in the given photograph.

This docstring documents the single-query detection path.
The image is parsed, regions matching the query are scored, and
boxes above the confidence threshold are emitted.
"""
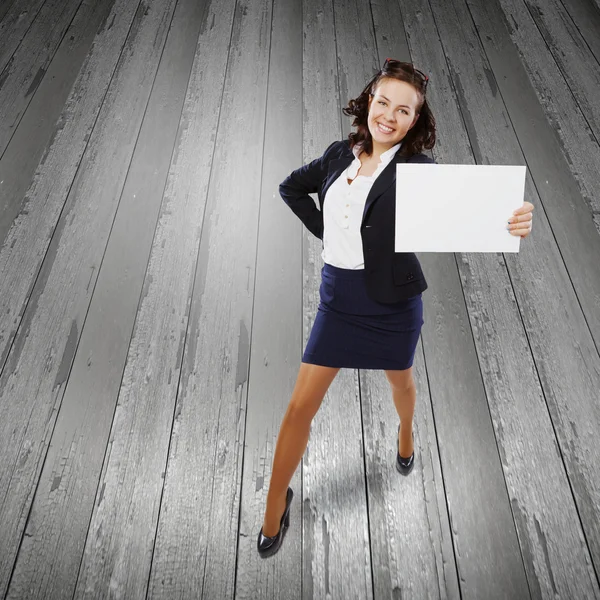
[394,163,527,252]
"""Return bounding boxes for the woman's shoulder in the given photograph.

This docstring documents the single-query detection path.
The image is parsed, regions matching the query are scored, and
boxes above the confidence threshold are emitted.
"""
[318,139,352,164]
[325,139,352,155]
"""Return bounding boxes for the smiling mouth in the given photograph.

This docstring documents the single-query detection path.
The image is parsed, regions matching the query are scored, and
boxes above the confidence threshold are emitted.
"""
[377,122,394,134]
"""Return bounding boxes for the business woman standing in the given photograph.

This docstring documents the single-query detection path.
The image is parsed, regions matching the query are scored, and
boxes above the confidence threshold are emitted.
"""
[257,59,534,558]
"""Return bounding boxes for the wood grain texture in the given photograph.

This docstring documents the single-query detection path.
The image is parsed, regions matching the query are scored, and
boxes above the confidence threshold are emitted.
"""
[0,0,115,246]
[5,0,203,598]
[333,0,378,140]
[555,0,600,66]
[143,0,272,598]
[70,0,237,597]
[235,0,304,596]
[361,362,459,600]
[0,0,176,595]
[369,0,411,65]
[0,0,19,24]
[521,0,600,138]
[0,0,598,597]
[0,0,141,375]
[0,0,82,156]
[412,0,600,596]
[464,0,600,586]
[487,0,600,233]
[301,0,372,598]
[0,0,46,75]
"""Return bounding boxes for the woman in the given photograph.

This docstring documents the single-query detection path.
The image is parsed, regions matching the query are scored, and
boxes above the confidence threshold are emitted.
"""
[257,59,534,558]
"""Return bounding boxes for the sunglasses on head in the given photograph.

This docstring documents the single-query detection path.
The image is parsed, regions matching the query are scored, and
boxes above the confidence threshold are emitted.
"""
[382,58,429,92]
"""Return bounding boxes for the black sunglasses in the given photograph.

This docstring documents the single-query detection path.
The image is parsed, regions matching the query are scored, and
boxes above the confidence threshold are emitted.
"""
[382,58,429,92]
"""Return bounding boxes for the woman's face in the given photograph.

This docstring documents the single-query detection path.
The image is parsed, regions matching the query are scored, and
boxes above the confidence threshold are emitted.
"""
[367,78,421,151]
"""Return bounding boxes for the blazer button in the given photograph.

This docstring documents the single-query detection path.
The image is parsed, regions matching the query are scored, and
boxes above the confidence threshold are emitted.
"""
[406,273,414,281]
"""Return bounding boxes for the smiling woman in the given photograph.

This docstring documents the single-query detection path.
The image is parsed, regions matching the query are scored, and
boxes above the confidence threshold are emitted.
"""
[258,60,440,559]
[259,58,533,559]
[343,59,436,159]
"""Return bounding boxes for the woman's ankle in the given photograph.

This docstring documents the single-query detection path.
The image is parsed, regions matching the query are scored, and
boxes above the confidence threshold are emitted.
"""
[262,492,287,536]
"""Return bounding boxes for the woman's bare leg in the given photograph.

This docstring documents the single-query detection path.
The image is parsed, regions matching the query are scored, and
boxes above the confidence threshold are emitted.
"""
[385,366,416,458]
[262,362,340,537]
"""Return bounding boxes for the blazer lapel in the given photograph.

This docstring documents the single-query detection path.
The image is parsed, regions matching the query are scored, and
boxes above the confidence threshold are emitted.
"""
[322,145,409,226]
[362,151,408,224]
[323,156,353,203]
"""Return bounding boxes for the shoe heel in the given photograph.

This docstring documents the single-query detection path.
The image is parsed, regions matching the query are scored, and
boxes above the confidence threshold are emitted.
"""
[257,488,293,558]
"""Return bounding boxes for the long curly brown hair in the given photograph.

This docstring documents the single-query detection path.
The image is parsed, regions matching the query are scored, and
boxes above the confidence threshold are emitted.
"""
[342,60,436,158]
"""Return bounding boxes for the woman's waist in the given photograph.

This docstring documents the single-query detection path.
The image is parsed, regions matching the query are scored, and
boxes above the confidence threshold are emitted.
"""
[322,262,365,278]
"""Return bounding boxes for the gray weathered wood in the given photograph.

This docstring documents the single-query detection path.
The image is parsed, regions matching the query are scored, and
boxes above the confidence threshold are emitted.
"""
[0,0,177,595]
[0,0,115,246]
[0,0,18,24]
[520,0,600,141]
[361,362,459,600]
[412,0,600,596]
[235,0,304,596]
[71,0,236,595]
[5,1,204,599]
[419,253,531,600]
[553,0,600,67]
[142,1,272,597]
[0,0,45,75]
[369,0,411,63]
[488,0,600,233]
[465,0,600,584]
[301,0,373,598]
[0,0,141,375]
[334,0,379,141]
[0,1,599,598]
[0,0,82,157]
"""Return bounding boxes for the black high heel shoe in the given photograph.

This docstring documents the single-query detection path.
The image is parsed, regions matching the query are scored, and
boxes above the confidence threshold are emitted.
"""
[396,424,415,476]
[257,487,294,558]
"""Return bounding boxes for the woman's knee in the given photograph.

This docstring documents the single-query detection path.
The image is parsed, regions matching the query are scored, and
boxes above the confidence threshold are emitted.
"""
[285,396,321,425]
[385,366,415,391]
[286,363,340,422]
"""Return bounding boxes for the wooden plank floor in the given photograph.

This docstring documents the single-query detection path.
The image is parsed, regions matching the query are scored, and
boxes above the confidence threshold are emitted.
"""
[1,0,599,598]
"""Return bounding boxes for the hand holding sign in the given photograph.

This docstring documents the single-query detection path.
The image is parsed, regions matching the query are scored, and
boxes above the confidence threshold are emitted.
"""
[508,202,534,238]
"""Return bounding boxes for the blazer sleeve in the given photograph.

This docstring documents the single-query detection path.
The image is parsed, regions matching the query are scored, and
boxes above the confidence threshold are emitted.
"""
[279,140,340,240]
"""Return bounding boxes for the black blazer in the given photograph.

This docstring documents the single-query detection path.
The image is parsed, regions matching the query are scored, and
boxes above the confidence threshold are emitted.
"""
[279,139,436,303]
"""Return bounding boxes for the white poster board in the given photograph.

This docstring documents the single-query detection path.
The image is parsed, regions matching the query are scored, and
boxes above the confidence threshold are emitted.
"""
[394,164,527,253]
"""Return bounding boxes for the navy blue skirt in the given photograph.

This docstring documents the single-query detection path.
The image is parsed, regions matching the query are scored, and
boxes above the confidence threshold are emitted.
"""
[302,263,424,370]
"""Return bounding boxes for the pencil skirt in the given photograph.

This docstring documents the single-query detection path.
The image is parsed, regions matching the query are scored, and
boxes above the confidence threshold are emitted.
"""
[302,263,424,370]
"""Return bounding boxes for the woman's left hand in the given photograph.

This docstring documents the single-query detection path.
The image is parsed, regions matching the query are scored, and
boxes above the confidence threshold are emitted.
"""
[507,201,534,238]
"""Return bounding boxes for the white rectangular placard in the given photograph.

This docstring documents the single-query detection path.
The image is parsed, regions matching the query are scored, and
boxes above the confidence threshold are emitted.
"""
[394,163,527,252]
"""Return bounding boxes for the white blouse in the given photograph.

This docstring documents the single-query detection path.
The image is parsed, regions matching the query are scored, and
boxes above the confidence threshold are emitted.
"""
[321,141,402,269]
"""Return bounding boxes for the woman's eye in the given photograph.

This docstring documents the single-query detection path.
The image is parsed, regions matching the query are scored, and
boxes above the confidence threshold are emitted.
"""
[378,101,386,105]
